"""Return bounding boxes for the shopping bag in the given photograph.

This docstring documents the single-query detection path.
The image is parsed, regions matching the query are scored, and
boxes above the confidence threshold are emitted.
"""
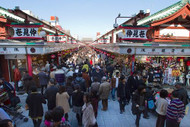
[185,106,189,115]
[148,100,155,109]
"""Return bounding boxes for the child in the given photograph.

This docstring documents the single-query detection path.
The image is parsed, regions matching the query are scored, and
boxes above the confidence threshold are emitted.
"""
[155,89,168,127]
[44,111,53,127]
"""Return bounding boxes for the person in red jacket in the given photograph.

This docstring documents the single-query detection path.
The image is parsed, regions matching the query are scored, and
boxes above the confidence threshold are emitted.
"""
[13,65,21,92]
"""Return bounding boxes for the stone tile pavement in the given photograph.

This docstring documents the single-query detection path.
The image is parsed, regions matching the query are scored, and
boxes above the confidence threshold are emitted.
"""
[15,93,190,127]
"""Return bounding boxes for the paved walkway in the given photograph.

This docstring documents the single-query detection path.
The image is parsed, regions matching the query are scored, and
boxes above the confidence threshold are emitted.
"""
[16,93,190,127]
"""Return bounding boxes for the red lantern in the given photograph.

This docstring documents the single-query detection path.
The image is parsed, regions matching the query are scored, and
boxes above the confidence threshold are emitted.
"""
[111,55,115,59]
[51,54,56,59]
[187,61,190,66]
[58,53,62,56]
[107,54,111,57]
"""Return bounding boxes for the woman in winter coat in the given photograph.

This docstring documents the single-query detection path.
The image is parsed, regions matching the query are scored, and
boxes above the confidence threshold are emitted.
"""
[82,92,97,127]
[132,85,147,127]
[72,85,84,126]
[56,86,70,121]
[26,86,46,127]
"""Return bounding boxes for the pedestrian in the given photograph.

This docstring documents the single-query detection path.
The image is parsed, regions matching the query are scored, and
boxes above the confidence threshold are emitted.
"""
[82,92,97,127]
[132,85,147,127]
[56,86,70,121]
[117,75,127,114]
[26,86,46,127]
[51,106,70,127]
[166,90,185,127]
[50,66,57,79]
[55,66,65,86]
[127,71,139,95]
[44,78,59,110]
[66,68,74,78]
[38,67,49,95]
[82,69,91,91]
[92,65,103,83]
[0,108,13,127]
[90,77,100,118]
[13,65,21,92]
[72,85,84,126]
[74,73,86,92]
[45,61,50,74]
[111,71,120,101]
[155,89,168,127]
[65,76,74,108]
[98,76,111,111]
[175,82,189,106]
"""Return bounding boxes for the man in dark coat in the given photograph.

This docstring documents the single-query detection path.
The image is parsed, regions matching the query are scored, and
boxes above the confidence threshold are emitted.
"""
[175,82,189,106]
[126,71,138,94]
[37,68,49,95]
[44,78,58,110]
[74,73,86,92]
[117,75,127,114]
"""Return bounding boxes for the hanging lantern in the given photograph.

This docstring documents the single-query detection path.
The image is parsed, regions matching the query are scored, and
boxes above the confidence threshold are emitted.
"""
[107,53,111,57]
[187,61,190,66]
[51,54,56,59]
[111,55,115,59]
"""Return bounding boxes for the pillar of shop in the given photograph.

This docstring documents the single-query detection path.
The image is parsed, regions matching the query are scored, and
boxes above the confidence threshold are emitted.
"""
[27,54,33,76]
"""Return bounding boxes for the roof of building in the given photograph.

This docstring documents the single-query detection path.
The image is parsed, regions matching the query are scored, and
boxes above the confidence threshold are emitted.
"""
[137,0,188,25]
[0,6,25,23]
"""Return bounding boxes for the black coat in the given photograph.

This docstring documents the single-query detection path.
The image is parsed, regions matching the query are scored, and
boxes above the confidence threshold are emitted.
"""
[131,91,146,115]
[126,75,138,94]
[26,92,46,118]
[72,91,84,107]
[44,85,58,110]
[117,82,126,98]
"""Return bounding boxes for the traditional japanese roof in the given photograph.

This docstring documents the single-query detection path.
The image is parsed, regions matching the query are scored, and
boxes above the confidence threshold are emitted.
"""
[0,7,25,23]
[137,1,188,26]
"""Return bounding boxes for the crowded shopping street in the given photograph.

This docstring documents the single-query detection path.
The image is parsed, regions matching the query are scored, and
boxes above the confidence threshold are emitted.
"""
[1,0,190,127]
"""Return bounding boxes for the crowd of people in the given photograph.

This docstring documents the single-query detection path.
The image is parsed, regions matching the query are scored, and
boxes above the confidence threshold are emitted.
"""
[0,48,189,127]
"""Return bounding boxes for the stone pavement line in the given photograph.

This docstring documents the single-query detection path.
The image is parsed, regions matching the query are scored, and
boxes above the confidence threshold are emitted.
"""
[17,93,190,127]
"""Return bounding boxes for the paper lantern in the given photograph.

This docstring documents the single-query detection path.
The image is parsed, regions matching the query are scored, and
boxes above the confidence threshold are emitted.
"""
[187,61,190,66]
[51,54,56,59]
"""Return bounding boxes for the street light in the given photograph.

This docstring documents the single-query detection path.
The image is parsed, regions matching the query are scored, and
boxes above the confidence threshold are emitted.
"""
[113,13,137,28]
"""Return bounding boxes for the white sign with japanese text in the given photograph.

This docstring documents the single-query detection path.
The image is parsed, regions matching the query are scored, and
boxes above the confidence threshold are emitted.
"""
[13,27,41,39]
[47,35,67,42]
[118,26,151,41]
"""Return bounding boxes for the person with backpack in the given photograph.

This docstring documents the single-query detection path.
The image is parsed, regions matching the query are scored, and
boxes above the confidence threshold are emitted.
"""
[74,73,86,92]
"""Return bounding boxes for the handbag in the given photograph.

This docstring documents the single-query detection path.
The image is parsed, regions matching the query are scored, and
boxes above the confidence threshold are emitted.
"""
[148,100,155,109]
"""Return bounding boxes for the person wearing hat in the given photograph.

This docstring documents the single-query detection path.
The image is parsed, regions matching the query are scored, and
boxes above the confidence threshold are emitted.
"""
[44,78,59,110]
[175,82,189,106]
[37,67,49,95]
[98,76,111,111]
[92,65,103,83]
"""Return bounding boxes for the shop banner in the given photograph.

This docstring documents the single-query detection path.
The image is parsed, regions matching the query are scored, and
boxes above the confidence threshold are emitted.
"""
[7,23,44,39]
[0,47,26,54]
[47,34,67,42]
[118,26,152,41]
[136,48,190,56]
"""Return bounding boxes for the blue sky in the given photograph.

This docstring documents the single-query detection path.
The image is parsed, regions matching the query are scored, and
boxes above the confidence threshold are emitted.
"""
[1,0,179,40]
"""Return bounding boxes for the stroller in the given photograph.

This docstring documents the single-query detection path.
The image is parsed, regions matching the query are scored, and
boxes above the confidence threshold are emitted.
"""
[0,103,28,127]
[0,88,28,126]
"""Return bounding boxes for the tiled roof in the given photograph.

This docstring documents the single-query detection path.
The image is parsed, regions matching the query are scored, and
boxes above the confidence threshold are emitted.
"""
[137,1,186,25]
[0,7,25,23]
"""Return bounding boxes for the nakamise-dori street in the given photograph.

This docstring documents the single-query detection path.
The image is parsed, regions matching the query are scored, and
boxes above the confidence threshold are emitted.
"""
[1,0,190,127]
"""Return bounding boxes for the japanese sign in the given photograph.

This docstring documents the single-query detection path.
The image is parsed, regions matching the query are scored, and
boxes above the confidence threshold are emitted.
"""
[7,23,44,39]
[47,34,67,42]
[118,26,151,41]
